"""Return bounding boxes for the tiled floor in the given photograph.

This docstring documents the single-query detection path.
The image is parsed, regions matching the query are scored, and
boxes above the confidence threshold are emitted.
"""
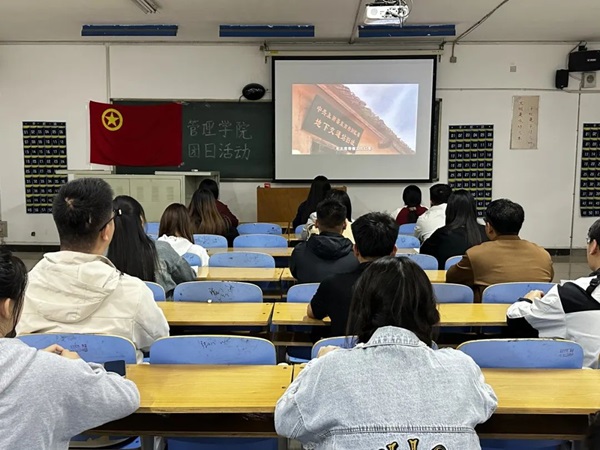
[15,251,593,283]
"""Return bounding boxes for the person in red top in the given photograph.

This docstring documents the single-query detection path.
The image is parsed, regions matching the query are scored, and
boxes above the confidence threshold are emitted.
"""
[395,185,427,226]
[199,179,239,228]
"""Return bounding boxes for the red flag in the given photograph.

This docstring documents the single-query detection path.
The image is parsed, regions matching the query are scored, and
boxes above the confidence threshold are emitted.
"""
[89,101,182,166]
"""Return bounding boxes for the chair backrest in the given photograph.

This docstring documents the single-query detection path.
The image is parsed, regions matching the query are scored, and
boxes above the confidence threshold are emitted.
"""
[145,222,160,234]
[432,283,474,303]
[398,223,416,235]
[396,234,420,249]
[209,251,275,268]
[150,336,276,365]
[18,333,137,364]
[237,223,282,235]
[457,339,584,369]
[397,253,438,270]
[444,255,462,270]
[182,252,202,267]
[287,283,320,303]
[295,224,304,234]
[145,281,166,301]
[173,281,263,303]
[311,336,357,359]
[193,234,228,248]
[233,234,288,248]
[482,282,556,304]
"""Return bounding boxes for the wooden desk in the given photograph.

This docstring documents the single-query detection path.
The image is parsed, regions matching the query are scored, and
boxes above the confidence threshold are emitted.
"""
[280,268,446,283]
[95,365,600,439]
[196,267,283,282]
[94,364,291,436]
[272,302,509,327]
[207,248,293,258]
[158,302,274,327]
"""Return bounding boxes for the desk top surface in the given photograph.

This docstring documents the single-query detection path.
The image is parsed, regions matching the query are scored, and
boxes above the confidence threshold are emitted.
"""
[158,302,274,326]
[280,268,446,283]
[272,302,509,326]
[196,267,283,282]
[127,365,292,414]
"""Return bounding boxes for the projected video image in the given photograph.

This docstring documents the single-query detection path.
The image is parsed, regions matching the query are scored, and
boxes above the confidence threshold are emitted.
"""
[292,83,418,155]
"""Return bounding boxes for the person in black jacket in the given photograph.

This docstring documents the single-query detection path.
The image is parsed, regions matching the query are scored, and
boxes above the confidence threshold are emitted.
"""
[292,175,331,229]
[420,189,487,269]
[290,199,358,283]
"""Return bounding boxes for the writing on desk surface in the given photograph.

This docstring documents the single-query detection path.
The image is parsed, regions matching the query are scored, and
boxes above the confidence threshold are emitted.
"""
[187,119,254,161]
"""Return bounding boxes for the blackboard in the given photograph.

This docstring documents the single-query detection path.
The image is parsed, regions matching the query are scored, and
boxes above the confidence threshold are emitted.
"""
[115,101,274,180]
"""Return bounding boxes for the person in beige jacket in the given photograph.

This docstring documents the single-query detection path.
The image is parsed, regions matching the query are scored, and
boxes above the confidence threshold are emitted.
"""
[446,198,554,301]
[17,178,169,362]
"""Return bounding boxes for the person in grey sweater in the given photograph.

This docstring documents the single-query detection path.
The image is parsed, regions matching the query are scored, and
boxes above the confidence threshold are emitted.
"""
[0,247,140,450]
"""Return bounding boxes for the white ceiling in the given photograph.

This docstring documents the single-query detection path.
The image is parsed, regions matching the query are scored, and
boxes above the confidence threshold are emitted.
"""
[0,0,599,43]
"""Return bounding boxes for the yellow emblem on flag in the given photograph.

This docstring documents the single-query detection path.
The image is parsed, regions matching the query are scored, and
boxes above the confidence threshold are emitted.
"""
[101,108,123,131]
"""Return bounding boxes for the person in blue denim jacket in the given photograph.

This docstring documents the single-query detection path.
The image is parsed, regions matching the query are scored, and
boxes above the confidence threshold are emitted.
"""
[276,256,498,450]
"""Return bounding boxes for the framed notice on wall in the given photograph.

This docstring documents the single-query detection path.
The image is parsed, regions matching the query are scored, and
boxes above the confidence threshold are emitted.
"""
[510,95,539,150]
[580,123,600,217]
[448,125,494,216]
[23,122,68,214]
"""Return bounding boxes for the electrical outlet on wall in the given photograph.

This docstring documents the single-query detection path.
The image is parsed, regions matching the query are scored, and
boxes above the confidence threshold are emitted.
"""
[0,221,7,238]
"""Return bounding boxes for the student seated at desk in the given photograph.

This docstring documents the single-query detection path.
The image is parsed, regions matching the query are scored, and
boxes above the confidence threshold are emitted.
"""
[199,178,239,228]
[0,248,140,450]
[276,257,497,449]
[420,190,488,269]
[158,203,209,267]
[301,189,355,243]
[189,188,239,246]
[393,184,428,226]
[108,196,196,299]
[446,198,553,300]
[506,218,600,369]
[308,212,398,337]
[17,179,168,363]
[292,175,331,229]
[290,199,359,283]
[414,183,452,242]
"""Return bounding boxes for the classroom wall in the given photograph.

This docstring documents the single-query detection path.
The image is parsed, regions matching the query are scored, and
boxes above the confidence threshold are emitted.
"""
[1,43,599,247]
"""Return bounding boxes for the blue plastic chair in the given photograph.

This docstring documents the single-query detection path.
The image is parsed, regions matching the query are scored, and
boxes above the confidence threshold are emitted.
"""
[150,335,278,450]
[193,234,228,248]
[285,283,321,363]
[459,339,584,450]
[433,283,474,333]
[482,282,556,304]
[295,224,304,234]
[398,223,416,235]
[173,281,263,303]
[311,336,356,359]
[18,334,140,449]
[209,252,275,268]
[287,283,320,303]
[233,234,288,248]
[396,235,420,249]
[445,255,462,270]
[433,283,474,303]
[237,223,282,235]
[398,253,438,270]
[145,222,159,234]
[183,252,202,267]
[147,233,158,240]
[145,281,166,301]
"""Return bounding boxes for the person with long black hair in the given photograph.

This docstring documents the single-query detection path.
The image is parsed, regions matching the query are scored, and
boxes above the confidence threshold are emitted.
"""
[188,188,239,246]
[0,247,140,450]
[108,195,195,298]
[420,189,488,269]
[292,175,331,229]
[276,257,497,449]
[394,185,428,226]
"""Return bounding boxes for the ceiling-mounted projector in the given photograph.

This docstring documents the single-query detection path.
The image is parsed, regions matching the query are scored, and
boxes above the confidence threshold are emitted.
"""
[365,0,411,25]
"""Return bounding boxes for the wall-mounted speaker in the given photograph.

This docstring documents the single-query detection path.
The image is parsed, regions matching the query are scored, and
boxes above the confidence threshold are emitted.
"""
[555,70,569,90]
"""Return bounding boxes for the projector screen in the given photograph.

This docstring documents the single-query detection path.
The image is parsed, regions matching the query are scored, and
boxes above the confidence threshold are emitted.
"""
[273,56,436,181]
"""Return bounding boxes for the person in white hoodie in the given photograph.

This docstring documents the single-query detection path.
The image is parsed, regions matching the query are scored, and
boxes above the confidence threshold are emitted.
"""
[0,247,140,450]
[17,177,169,362]
[157,202,209,267]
